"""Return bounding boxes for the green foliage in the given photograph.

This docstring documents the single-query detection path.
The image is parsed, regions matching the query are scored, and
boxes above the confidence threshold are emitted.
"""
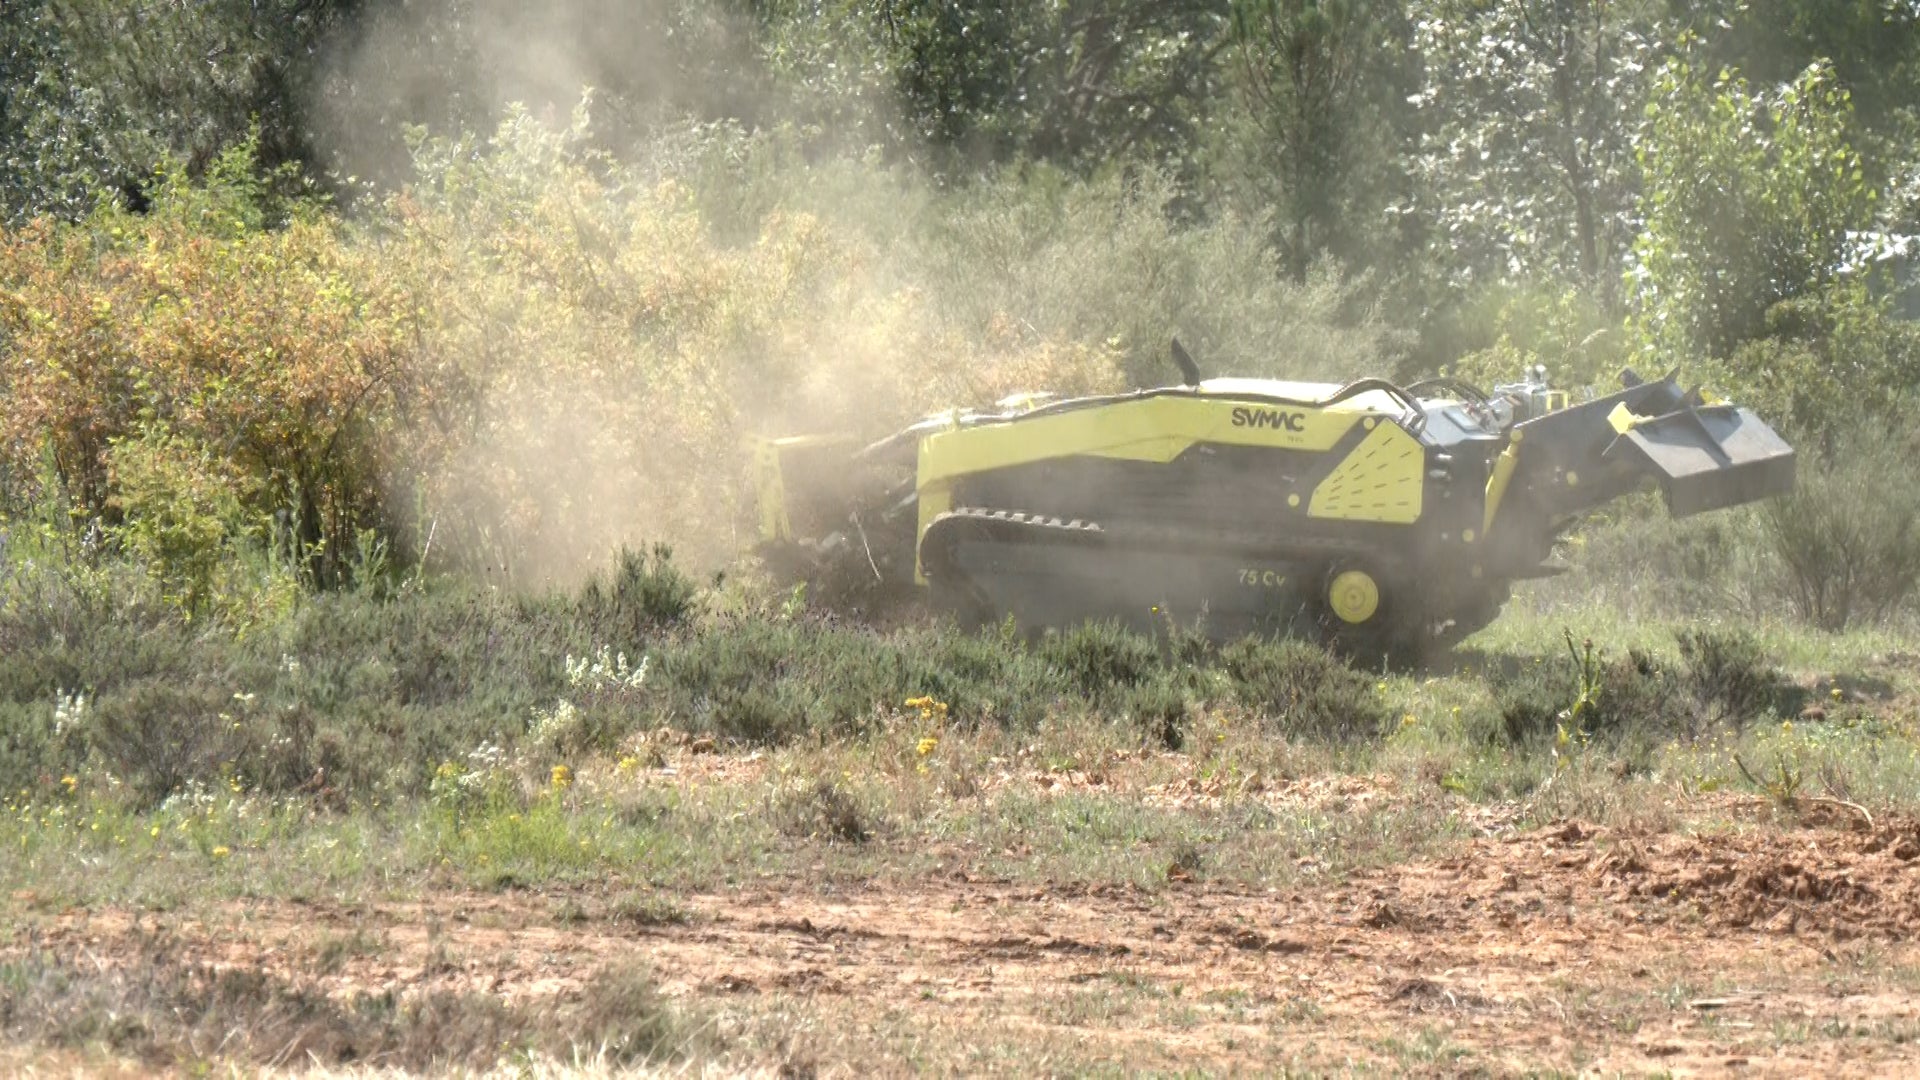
[1217,0,1416,277]
[0,0,337,223]
[878,0,1225,172]
[0,137,407,588]
[1763,424,1920,630]
[1673,0,1920,136]
[645,616,1054,744]
[0,528,1404,804]
[574,962,687,1065]
[577,545,699,650]
[774,779,872,843]
[1039,622,1163,701]
[105,426,256,619]
[0,942,696,1071]
[1489,638,1692,748]
[1675,627,1792,723]
[900,165,1412,386]
[1218,636,1392,741]
[1551,497,1782,620]
[1446,283,1634,393]
[1484,625,1801,752]
[1716,283,1920,447]
[88,680,242,806]
[1632,55,1878,360]
[1409,0,1655,298]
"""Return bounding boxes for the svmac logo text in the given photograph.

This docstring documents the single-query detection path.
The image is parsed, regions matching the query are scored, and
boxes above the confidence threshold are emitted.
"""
[1229,406,1308,432]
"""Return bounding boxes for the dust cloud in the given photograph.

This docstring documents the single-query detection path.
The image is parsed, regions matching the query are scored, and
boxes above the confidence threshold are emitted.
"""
[307,1,938,585]
[301,2,1369,587]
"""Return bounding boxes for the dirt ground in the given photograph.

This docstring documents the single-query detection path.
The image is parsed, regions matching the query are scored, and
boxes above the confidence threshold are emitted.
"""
[15,804,1920,1075]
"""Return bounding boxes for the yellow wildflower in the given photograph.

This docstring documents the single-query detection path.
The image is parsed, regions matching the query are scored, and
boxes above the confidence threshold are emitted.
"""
[551,764,573,790]
[905,696,949,723]
[211,846,231,859]
[916,736,939,758]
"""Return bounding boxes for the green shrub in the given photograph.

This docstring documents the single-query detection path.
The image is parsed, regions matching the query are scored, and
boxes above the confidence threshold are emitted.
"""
[104,426,258,620]
[1490,658,1568,747]
[1566,500,1776,617]
[1764,425,1920,630]
[1038,621,1161,701]
[574,962,689,1064]
[1119,680,1192,750]
[577,544,698,650]
[646,616,1070,745]
[1218,637,1390,741]
[1592,648,1691,740]
[1489,641,1693,747]
[1675,627,1791,724]
[0,700,65,795]
[88,679,241,805]
[647,617,888,744]
[774,779,871,842]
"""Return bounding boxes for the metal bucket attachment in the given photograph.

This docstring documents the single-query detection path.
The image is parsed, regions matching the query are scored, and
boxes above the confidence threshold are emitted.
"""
[1604,405,1795,517]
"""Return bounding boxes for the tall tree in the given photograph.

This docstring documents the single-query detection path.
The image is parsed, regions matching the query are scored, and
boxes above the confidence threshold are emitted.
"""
[1407,0,1659,304]
[1670,0,1920,136]
[1,0,354,223]
[1215,0,1418,277]
[1630,56,1877,360]
[1,0,126,223]
[874,0,1230,172]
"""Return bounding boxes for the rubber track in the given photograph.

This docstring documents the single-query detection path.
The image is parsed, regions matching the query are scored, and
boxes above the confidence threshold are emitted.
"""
[918,508,1108,583]
[920,506,1376,583]
[918,505,1488,662]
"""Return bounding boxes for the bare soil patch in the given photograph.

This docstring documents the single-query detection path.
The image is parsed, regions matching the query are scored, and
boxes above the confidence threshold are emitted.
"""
[11,812,1920,1074]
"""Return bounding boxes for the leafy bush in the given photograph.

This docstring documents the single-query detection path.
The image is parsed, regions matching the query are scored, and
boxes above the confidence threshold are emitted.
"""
[0,700,64,796]
[774,779,872,843]
[0,144,408,587]
[576,544,698,649]
[644,615,1051,744]
[1764,425,1920,630]
[1675,627,1792,724]
[1218,637,1391,741]
[1559,497,1777,618]
[1038,621,1163,701]
[1632,59,1873,360]
[105,426,266,619]
[0,947,696,1071]
[574,962,690,1065]
[88,679,241,805]
[1490,643,1689,747]
[1484,629,1794,748]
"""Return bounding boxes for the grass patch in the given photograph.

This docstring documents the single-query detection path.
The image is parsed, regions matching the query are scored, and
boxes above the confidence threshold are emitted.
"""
[0,946,699,1071]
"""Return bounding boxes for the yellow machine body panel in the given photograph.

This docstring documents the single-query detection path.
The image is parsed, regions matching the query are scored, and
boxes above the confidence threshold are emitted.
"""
[910,387,1422,579]
[747,433,859,543]
[1307,420,1426,524]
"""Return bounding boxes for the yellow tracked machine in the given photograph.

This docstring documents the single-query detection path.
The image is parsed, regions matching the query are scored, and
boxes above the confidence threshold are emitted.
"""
[752,343,1794,658]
